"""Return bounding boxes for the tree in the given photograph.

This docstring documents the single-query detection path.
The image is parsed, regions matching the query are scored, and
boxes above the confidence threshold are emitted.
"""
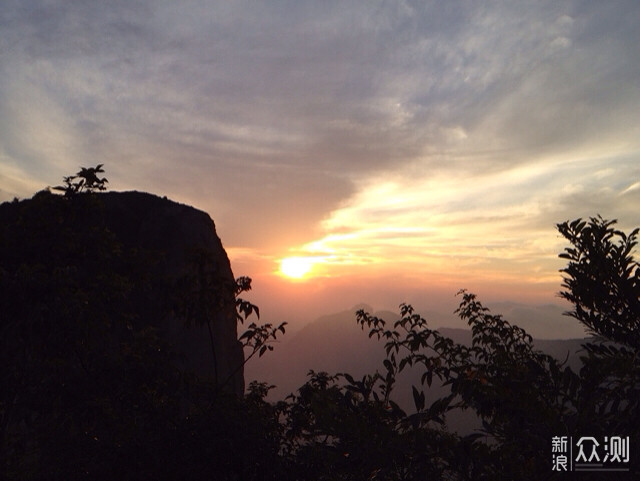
[558,216,640,348]
[52,164,109,196]
[558,216,640,460]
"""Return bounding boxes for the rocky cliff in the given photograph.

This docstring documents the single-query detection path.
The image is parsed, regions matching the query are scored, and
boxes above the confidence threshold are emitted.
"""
[99,191,245,395]
[0,189,244,395]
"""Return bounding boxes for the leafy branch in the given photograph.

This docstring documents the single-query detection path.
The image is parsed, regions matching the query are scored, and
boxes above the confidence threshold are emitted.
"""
[52,164,108,196]
[233,275,287,362]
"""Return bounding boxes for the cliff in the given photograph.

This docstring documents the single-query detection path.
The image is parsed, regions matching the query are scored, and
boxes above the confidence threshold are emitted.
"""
[99,191,245,395]
[0,190,244,395]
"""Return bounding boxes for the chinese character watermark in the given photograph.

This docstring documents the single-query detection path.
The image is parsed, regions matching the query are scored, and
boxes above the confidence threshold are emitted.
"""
[552,436,569,472]
[552,435,630,472]
[576,437,600,463]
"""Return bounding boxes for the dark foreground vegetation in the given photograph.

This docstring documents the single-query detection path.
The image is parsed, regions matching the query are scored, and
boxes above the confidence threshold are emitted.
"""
[1,168,638,480]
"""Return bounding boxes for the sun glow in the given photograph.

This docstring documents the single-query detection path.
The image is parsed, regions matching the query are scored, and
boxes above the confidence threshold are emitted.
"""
[280,256,315,279]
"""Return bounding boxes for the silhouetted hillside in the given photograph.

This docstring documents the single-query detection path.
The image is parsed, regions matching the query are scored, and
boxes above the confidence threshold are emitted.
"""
[1,190,244,392]
[0,189,254,479]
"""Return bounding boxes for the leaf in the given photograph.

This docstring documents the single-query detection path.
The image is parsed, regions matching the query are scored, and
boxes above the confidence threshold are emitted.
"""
[399,357,408,372]
[383,359,394,372]
[239,330,254,341]
[412,386,425,411]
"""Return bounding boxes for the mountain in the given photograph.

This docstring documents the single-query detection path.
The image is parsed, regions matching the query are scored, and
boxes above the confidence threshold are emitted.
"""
[0,188,271,478]
[246,305,587,433]
[0,189,243,394]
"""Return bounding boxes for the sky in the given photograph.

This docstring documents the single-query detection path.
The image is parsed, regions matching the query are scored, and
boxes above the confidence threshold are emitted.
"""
[1,1,639,329]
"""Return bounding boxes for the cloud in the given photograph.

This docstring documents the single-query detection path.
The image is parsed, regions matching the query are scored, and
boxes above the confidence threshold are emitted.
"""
[292,151,640,290]
[1,0,639,269]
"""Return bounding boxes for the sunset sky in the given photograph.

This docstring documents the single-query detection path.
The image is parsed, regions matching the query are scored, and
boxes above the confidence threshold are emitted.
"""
[1,1,639,327]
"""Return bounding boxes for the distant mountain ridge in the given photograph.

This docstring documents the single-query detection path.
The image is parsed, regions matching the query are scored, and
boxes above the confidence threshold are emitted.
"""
[246,305,587,432]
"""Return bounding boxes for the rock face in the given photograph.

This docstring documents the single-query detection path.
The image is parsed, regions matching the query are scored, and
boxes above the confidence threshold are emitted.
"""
[99,191,245,395]
[1,190,244,395]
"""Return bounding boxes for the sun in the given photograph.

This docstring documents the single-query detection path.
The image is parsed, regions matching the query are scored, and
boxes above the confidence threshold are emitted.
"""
[280,256,314,279]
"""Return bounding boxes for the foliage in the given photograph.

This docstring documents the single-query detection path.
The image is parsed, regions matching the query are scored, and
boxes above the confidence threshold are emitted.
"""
[276,369,463,480]
[558,216,640,347]
[173,249,286,390]
[52,164,108,196]
[349,295,566,480]
[233,276,287,365]
[3,167,639,479]
[272,216,640,479]
[558,217,640,453]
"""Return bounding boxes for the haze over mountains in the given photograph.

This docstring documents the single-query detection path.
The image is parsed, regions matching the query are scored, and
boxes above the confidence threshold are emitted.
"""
[246,303,587,407]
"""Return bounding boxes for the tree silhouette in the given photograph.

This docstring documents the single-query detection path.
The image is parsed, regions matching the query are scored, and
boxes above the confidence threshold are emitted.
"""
[558,216,640,348]
[52,164,108,196]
